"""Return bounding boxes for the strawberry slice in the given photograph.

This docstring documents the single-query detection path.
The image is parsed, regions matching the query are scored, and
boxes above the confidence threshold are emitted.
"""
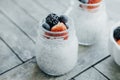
[51,23,67,32]
[88,0,101,4]
[117,40,120,45]
[45,22,68,40]
[87,0,101,9]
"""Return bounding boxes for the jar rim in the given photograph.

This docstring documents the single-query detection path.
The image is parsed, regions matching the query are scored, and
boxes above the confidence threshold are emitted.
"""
[39,16,73,34]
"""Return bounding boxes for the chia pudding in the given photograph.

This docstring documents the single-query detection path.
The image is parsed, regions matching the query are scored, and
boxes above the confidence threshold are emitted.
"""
[36,13,78,76]
[69,0,108,45]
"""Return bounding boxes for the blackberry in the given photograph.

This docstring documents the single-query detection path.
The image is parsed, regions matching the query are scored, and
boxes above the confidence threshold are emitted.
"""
[46,13,59,27]
[59,15,68,23]
[114,27,120,40]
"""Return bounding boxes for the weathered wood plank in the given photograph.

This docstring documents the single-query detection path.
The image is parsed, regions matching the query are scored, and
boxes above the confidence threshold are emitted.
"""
[34,0,67,15]
[0,59,59,80]
[58,0,70,8]
[95,57,120,80]
[0,56,109,80]
[0,0,38,42]
[0,38,22,74]
[13,0,49,21]
[0,12,36,61]
[74,68,107,80]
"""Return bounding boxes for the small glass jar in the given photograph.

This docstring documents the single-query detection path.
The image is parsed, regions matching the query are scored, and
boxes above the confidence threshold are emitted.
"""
[109,22,120,65]
[68,0,108,46]
[36,17,78,76]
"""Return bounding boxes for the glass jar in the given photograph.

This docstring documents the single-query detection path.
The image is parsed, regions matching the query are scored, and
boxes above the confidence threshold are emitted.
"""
[109,22,120,66]
[68,0,108,46]
[36,17,78,76]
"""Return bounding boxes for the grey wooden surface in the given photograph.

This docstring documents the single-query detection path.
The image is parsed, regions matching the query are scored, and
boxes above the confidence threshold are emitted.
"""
[0,38,21,74]
[0,11,36,61]
[75,68,107,80]
[0,0,120,80]
[95,57,120,80]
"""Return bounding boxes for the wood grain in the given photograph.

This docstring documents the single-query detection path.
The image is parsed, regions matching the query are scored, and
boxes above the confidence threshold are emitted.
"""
[13,0,49,21]
[0,39,21,74]
[75,68,107,80]
[0,12,36,61]
[0,0,38,42]
[95,57,120,80]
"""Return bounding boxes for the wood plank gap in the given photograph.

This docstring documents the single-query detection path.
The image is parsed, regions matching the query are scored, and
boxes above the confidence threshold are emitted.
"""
[0,36,24,63]
[93,67,110,80]
[0,56,35,75]
[56,0,68,8]
[92,55,111,67]
[0,10,36,44]
[70,78,75,80]
[12,0,38,22]
[33,0,51,13]
[71,55,111,79]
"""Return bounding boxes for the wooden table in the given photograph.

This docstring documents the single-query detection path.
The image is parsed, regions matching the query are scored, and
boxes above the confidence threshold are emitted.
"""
[0,0,120,80]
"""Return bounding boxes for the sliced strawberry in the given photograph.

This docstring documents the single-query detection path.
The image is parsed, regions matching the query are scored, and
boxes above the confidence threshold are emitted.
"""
[86,0,101,9]
[88,0,101,4]
[51,23,67,32]
[117,40,120,45]
[44,23,68,40]
[64,35,69,40]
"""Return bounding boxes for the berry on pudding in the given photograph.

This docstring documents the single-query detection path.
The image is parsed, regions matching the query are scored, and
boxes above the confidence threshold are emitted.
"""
[114,27,120,45]
[79,0,102,10]
[51,23,67,32]
[42,13,69,40]
[79,0,89,3]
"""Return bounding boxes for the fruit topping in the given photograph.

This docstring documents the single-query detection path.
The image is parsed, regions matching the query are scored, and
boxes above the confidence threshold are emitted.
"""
[42,13,69,40]
[114,27,120,41]
[46,13,59,27]
[59,15,68,23]
[51,23,67,32]
[42,23,51,31]
[88,0,101,4]
[79,0,101,10]
[79,0,89,3]
[117,40,120,45]
[79,0,101,4]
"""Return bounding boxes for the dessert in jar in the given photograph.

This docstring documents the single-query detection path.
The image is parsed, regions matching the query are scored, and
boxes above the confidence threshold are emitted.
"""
[68,0,108,46]
[36,13,78,76]
[109,22,120,66]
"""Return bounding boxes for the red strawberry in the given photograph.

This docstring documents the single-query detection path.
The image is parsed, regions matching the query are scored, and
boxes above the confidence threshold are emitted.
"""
[87,0,101,9]
[51,23,67,32]
[88,0,101,4]
[117,40,120,45]
[45,23,68,40]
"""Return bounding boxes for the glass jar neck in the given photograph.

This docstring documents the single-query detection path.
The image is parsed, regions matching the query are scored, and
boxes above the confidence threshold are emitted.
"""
[38,23,75,42]
[42,28,69,40]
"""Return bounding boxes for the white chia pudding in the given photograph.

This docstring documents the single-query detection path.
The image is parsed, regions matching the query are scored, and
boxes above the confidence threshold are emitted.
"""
[69,0,108,45]
[36,13,78,76]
